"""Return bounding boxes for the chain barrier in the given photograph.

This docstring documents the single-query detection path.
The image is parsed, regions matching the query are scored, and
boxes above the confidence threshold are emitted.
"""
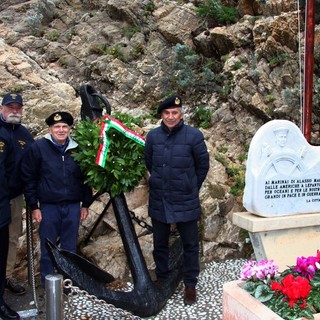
[63,279,141,320]
[61,207,178,318]
[129,210,179,236]
[129,210,153,233]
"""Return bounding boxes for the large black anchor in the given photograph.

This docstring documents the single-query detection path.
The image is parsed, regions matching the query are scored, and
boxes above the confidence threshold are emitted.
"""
[79,84,111,118]
[46,84,183,317]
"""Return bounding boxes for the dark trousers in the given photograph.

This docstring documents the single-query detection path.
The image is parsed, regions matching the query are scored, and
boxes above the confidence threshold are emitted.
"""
[0,224,9,305]
[39,202,80,286]
[152,218,200,288]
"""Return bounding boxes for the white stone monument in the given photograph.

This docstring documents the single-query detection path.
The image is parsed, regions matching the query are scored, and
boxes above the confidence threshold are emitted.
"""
[243,119,320,217]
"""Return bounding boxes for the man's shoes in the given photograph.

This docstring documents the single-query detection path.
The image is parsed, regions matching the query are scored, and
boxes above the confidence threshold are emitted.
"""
[0,303,20,319]
[5,278,26,296]
[153,279,162,286]
[184,286,196,305]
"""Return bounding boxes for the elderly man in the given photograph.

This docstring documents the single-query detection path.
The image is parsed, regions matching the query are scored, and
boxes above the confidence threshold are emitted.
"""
[21,111,92,287]
[0,92,34,296]
[144,95,210,305]
[0,124,20,319]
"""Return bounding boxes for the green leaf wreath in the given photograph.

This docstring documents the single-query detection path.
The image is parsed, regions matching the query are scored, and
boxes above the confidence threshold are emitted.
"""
[72,112,147,197]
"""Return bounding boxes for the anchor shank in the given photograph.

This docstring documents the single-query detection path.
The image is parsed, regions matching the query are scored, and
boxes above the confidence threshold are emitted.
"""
[111,193,151,287]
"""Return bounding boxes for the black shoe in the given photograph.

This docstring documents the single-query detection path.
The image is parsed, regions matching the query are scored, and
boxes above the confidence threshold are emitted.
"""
[184,286,196,305]
[5,278,26,296]
[153,279,162,286]
[0,303,20,319]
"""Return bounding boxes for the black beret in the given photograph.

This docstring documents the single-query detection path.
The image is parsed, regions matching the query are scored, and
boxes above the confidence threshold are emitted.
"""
[157,95,182,114]
[45,112,74,126]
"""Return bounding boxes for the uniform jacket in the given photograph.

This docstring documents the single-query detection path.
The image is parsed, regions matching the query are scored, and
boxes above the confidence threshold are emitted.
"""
[0,117,34,198]
[21,134,92,211]
[0,126,15,228]
[144,120,210,224]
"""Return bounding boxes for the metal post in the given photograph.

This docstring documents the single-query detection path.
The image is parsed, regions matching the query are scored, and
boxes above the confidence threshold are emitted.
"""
[303,0,315,142]
[45,274,64,320]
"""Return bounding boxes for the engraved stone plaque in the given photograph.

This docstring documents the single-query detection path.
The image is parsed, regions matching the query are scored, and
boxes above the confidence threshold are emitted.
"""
[243,119,320,217]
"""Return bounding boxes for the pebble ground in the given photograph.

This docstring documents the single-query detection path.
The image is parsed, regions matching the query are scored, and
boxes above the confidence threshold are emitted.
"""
[5,259,248,319]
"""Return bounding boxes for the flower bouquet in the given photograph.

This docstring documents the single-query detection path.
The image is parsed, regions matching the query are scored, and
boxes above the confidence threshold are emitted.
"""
[241,251,320,320]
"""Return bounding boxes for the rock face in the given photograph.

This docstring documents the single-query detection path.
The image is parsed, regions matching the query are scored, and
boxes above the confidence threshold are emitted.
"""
[1,0,319,280]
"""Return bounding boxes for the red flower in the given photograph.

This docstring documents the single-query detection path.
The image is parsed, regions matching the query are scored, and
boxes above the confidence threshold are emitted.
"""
[300,300,307,309]
[271,281,282,291]
[271,274,311,308]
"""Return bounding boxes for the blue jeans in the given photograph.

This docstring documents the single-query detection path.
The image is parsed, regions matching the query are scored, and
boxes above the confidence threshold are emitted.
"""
[39,202,80,286]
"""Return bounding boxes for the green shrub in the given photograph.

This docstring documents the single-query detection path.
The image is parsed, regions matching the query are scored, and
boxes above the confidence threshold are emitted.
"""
[122,25,141,40]
[217,146,228,153]
[172,44,221,93]
[215,153,228,166]
[191,106,212,128]
[105,44,126,62]
[281,86,300,109]
[196,0,239,25]
[215,152,246,196]
[267,53,289,67]
[46,30,60,41]
[2,85,25,94]
[144,1,156,13]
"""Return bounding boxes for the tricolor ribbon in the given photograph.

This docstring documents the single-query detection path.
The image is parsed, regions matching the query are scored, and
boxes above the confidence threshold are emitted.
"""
[96,115,145,167]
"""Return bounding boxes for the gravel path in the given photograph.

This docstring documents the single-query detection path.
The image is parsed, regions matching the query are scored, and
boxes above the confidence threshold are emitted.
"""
[6,259,247,319]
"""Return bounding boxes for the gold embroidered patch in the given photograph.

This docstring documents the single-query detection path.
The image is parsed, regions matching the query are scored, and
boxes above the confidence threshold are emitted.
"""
[19,140,26,149]
[10,93,18,99]
[54,114,62,121]
[0,141,5,152]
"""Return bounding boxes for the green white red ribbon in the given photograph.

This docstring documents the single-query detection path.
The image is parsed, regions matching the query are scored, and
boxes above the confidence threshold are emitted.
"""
[96,115,145,167]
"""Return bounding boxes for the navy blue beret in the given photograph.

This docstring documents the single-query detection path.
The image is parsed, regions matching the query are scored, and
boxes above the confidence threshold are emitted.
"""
[45,112,74,126]
[157,95,182,114]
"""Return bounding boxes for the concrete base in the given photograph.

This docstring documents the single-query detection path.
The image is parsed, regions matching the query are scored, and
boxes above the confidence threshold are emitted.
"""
[223,280,320,320]
[233,211,320,271]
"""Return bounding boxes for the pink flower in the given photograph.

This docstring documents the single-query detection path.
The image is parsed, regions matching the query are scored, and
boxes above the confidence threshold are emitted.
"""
[240,259,279,281]
[294,254,320,279]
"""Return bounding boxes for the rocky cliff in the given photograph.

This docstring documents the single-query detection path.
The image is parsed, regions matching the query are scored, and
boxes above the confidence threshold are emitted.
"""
[1,0,319,280]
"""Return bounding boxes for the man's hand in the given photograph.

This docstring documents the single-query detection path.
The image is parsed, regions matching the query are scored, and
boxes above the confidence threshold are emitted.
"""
[32,209,42,222]
[80,207,89,221]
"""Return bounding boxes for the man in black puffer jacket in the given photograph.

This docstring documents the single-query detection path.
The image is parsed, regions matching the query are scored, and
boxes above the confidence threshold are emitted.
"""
[144,95,210,305]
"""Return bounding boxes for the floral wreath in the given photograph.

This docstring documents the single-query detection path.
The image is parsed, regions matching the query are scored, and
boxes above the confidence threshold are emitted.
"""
[72,112,147,197]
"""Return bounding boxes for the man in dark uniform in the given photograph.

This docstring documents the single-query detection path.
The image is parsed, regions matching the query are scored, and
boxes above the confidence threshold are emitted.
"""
[0,126,20,319]
[21,112,92,287]
[144,95,210,305]
[0,92,34,295]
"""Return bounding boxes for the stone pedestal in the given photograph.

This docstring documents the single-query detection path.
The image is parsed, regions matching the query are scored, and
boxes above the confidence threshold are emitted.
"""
[233,211,320,271]
[223,280,320,320]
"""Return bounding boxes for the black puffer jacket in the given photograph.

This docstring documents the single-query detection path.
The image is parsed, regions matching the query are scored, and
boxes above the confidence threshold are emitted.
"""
[144,120,209,224]
[21,134,92,210]
[0,126,15,228]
